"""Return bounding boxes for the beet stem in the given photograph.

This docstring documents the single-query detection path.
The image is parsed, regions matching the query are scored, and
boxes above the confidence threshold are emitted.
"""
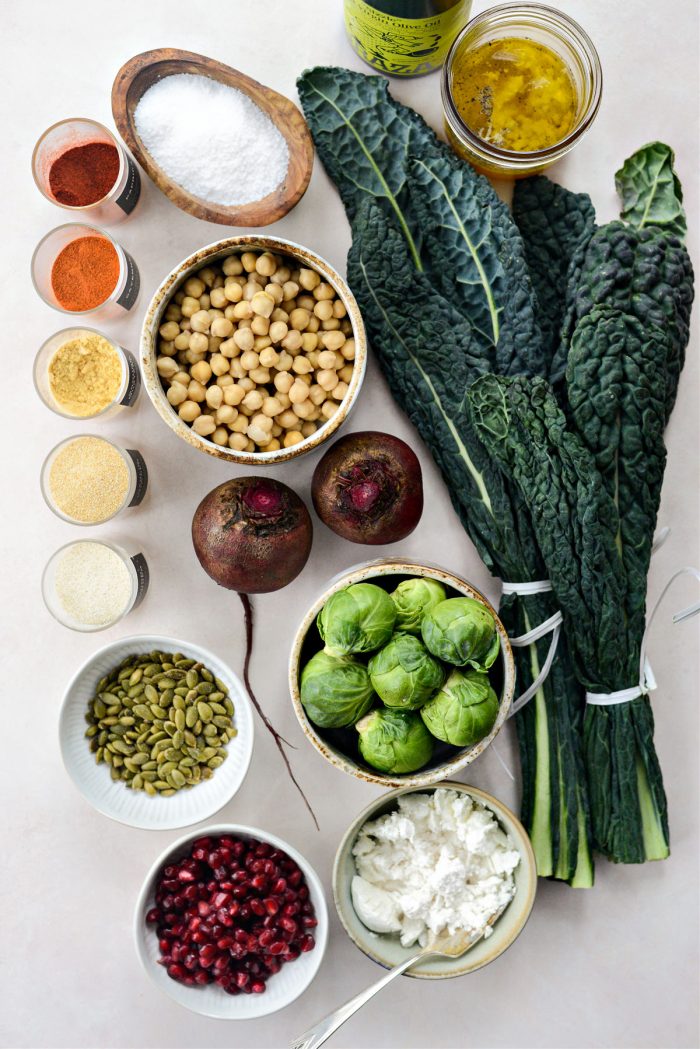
[239,593,319,831]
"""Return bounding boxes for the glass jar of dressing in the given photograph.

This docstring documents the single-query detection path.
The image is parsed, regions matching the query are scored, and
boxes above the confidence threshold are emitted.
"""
[441,3,602,176]
[345,0,472,77]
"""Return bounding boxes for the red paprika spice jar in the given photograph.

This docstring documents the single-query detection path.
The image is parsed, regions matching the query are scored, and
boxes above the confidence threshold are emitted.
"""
[32,119,141,223]
[32,224,141,319]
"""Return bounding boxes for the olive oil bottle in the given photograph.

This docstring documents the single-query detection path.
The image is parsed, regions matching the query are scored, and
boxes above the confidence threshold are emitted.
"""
[344,0,472,77]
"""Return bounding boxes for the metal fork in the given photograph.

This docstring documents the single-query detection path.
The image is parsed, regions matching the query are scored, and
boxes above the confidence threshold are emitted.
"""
[290,907,506,1049]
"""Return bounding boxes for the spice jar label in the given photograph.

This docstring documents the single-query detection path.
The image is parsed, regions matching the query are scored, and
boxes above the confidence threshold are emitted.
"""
[115,248,140,311]
[120,348,141,407]
[130,553,149,609]
[114,155,141,215]
[125,449,148,506]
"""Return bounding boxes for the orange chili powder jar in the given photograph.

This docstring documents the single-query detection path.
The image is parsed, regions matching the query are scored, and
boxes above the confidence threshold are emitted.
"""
[51,235,120,312]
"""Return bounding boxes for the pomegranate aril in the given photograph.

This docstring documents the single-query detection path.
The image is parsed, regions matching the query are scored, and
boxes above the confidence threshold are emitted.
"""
[197,901,211,917]
[302,915,318,928]
[300,934,316,952]
[167,963,187,981]
[271,877,287,895]
[255,842,272,857]
[194,970,211,985]
[177,869,195,882]
[146,908,160,924]
[280,917,299,936]
[264,898,279,916]
[289,870,303,887]
[183,951,199,970]
[235,971,250,989]
[251,875,268,891]
[251,981,266,994]
[217,936,236,950]
[249,899,266,917]
[282,902,300,917]
[268,941,286,956]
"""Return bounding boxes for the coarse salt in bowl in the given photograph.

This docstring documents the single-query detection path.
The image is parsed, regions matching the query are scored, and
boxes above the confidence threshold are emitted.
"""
[134,823,328,1018]
[59,635,254,830]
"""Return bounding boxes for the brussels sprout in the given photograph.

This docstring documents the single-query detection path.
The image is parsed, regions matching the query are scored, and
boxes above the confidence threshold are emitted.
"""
[300,650,375,728]
[420,669,499,746]
[368,632,445,709]
[318,583,396,656]
[421,597,500,670]
[356,708,434,774]
[390,577,446,635]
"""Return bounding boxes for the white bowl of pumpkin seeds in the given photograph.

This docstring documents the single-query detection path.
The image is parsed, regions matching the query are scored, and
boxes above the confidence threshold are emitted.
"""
[59,634,254,830]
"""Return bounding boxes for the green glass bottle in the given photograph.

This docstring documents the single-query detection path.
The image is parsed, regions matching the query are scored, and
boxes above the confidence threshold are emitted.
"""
[344,0,472,77]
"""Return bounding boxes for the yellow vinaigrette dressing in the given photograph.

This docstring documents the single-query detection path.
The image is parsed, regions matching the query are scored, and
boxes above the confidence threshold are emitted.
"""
[450,37,577,151]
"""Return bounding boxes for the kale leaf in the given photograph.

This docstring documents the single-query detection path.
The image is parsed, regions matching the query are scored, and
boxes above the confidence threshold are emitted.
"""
[615,141,687,239]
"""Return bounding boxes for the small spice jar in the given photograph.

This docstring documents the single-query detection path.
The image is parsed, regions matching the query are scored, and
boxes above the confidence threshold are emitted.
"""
[441,3,602,176]
[40,435,148,526]
[31,223,140,318]
[33,327,140,419]
[32,118,141,223]
[42,539,149,632]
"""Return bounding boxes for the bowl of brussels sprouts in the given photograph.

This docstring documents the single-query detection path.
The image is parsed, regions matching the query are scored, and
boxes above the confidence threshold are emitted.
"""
[288,560,515,787]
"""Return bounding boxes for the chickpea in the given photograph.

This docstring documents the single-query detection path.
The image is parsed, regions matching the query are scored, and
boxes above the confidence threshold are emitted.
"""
[248,423,272,445]
[210,353,231,377]
[321,330,346,352]
[224,384,246,407]
[282,298,298,313]
[339,364,354,384]
[314,282,335,301]
[274,371,294,395]
[298,268,321,291]
[173,370,191,386]
[224,279,243,303]
[269,321,288,344]
[240,350,260,372]
[216,405,237,425]
[341,338,356,360]
[282,281,299,300]
[301,332,318,353]
[284,430,304,448]
[157,357,179,379]
[297,294,316,311]
[209,287,228,309]
[259,347,280,369]
[166,381,188,406]
[159,341,176,358]
[341,318,353,334]
[317,349,337,370]
[300,421,316,438]
[180,296,199,319]
[199,294,211,310]
[192,415,217,437]
[307,316,320,333]
[241,251,258,273]
[293,399,316,420]
[261,396,284,417]
[254,336,272,353]
[230,359,245,379]
[271,307,289,324]
[199,266,217,288]
[232,300,253,320]
[276,352,294,372]
[189,332,209,355]
[217,374,234,387]
[251,314,270,336]
[250,413,273,434]
[190,310,211,333]
[313,300,334,322]
[184,276,205,298]
[242,389,264,412]
[256,253,277,277]
[219,337,239,359]
[332,381,349,401]
[206,385,223,410]
[233,327,255,353]
[179,400,201,422]
[174,290,185,304]
[321,317,340,331]
[275,265,291,284]
[333,299,347,318]
[278,409,299,429]
[249,367,271,385]
[282,330,303,353]
[317,369,339,392]
[271,423,283,437]
[259,438,281,452]
[289,379,310,404]
[308,384,326,406]
[159,320,180,342]
[174,332,191,351]
[190,360,212,385]
[292,356,314,375]
[251,291,275,318]
[229,432,248,451]
[264,282,284,304]
[211,317,234,339]
[187,380,207,402]
[321,401,338,421]
[224,305,239,322]
[277,392,291,409]
[289,308,311,332]
[223,255,243,276]
[231,415,248,433]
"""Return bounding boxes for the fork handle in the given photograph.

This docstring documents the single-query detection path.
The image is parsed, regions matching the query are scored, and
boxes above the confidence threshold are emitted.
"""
[291,949,429,1049]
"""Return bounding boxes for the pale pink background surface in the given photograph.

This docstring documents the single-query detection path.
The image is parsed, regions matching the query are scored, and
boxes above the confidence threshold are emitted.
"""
[1,1,698,1046]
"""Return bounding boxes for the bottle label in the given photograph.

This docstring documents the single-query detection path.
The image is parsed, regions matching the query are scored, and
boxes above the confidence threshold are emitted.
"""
[119,349,141,407]
[114,154,141,215]
[345,0,470,76]
[116,248,140,311]
[125,449,148,506]
[130,553,150,609]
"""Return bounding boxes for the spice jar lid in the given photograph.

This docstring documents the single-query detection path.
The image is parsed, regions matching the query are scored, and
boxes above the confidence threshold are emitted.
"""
[42,539,149,632]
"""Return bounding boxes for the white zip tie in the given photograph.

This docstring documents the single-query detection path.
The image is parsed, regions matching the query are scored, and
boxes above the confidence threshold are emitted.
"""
[501,579,553,596]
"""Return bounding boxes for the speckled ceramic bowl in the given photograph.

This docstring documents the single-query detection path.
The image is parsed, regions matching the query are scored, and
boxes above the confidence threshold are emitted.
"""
[289,560,515,788]
[140,236,367,465]
[333,782,536,979]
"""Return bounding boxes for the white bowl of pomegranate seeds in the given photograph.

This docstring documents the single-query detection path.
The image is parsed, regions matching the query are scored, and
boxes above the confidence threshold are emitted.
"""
[134,824,328,1018]
[59,635,254,830]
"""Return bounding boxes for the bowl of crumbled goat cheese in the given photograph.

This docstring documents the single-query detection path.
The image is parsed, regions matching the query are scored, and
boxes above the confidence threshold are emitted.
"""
[333,784,536,979]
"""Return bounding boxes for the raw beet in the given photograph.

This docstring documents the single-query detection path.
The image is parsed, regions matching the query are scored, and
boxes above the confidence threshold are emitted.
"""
[192,477,312,594]
[312,432,423,545]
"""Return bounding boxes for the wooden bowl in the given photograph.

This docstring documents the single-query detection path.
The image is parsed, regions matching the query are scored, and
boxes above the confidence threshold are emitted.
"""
[111,48,314,226]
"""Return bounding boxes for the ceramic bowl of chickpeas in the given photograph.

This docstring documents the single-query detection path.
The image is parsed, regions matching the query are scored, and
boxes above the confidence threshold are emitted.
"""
[140,236,367,462]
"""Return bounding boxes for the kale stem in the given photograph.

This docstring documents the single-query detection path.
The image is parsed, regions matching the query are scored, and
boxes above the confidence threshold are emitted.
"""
[239,594,319,830]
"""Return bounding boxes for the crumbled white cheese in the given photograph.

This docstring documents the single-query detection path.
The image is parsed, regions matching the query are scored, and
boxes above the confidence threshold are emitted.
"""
[351,788,520,948]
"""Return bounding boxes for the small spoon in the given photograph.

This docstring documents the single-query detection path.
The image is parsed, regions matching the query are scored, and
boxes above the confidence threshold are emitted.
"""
[290,906,507,1049]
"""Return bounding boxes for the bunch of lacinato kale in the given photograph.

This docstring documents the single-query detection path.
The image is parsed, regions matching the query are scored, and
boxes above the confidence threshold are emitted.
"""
[299,68,694,885]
